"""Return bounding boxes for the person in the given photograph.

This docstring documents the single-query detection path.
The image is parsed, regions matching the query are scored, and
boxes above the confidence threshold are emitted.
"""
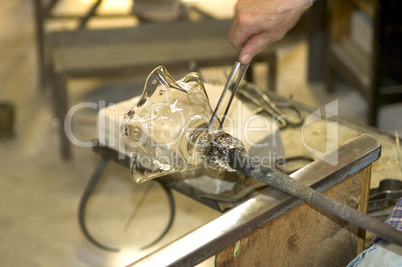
[347,197,402,266]
[229,0,313,65]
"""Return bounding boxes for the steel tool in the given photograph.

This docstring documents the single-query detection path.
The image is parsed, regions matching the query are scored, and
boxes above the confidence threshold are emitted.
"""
[227,147,402,247]
[238,81,304,128]
[369,178,402,215]
[206,56,249,132]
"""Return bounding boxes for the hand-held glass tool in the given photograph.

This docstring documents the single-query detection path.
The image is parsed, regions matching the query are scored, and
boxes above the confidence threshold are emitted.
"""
[206,55,249,132]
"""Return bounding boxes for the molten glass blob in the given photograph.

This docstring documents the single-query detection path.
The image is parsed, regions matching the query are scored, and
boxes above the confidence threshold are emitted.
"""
[197,130,245,172]
[121,66,224,183]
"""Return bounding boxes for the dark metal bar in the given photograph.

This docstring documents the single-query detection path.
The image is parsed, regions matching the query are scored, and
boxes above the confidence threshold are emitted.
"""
[44,0,59,18]
[77,0,103,29]
[228,148,402,247]
[307,0,328,82]
[33,0,46,90]
[219,62,249,129]
[53,74,71,159]
[207,60,241,132]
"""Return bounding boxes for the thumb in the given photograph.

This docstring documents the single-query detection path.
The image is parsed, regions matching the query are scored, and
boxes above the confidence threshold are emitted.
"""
[239,33,272,65]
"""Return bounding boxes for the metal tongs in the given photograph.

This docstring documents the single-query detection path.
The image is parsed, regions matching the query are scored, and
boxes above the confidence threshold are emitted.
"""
[238,82,304,129]
[206,55,249,132]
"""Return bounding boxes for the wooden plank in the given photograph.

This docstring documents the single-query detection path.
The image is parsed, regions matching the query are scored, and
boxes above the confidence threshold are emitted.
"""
[215,165,371,267]
[357,165,372,253]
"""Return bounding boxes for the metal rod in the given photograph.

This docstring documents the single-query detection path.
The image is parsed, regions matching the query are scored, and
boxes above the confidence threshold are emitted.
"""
[44,0,59,18]
[206,61,241,132]
[77,0,103,29]
[228,148,402,247]
[33,0,46,90]
[219,63,249,130]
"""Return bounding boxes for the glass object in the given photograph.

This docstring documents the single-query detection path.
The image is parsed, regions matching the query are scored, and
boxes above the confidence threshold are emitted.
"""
[197,130,245,171]
[121,66,222,183]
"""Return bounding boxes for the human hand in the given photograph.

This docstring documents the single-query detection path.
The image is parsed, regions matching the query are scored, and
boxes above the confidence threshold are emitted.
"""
[229,0,310,65]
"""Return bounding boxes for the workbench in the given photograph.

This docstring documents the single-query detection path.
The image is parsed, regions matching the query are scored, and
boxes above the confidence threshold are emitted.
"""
[82,82,402,266]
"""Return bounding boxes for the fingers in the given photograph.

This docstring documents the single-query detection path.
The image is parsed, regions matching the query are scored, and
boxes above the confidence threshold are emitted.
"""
[228,5,276,65]
[239,33,270,65]
[235,30,283,65]
[228,13,257,52]
[228,0,309,65]
[228,15,265,65]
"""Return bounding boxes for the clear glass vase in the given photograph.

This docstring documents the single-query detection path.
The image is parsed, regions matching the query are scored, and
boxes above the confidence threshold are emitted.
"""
[121,66,220,183]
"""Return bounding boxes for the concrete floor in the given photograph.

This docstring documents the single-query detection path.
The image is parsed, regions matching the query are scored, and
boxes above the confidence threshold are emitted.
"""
[1,1,402,266]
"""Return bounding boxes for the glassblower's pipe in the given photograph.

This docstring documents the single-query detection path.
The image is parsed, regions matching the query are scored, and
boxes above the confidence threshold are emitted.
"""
[227,147,402,247]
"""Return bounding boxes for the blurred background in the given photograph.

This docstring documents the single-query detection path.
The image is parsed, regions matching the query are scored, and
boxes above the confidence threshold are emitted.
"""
[1,0,401,266]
